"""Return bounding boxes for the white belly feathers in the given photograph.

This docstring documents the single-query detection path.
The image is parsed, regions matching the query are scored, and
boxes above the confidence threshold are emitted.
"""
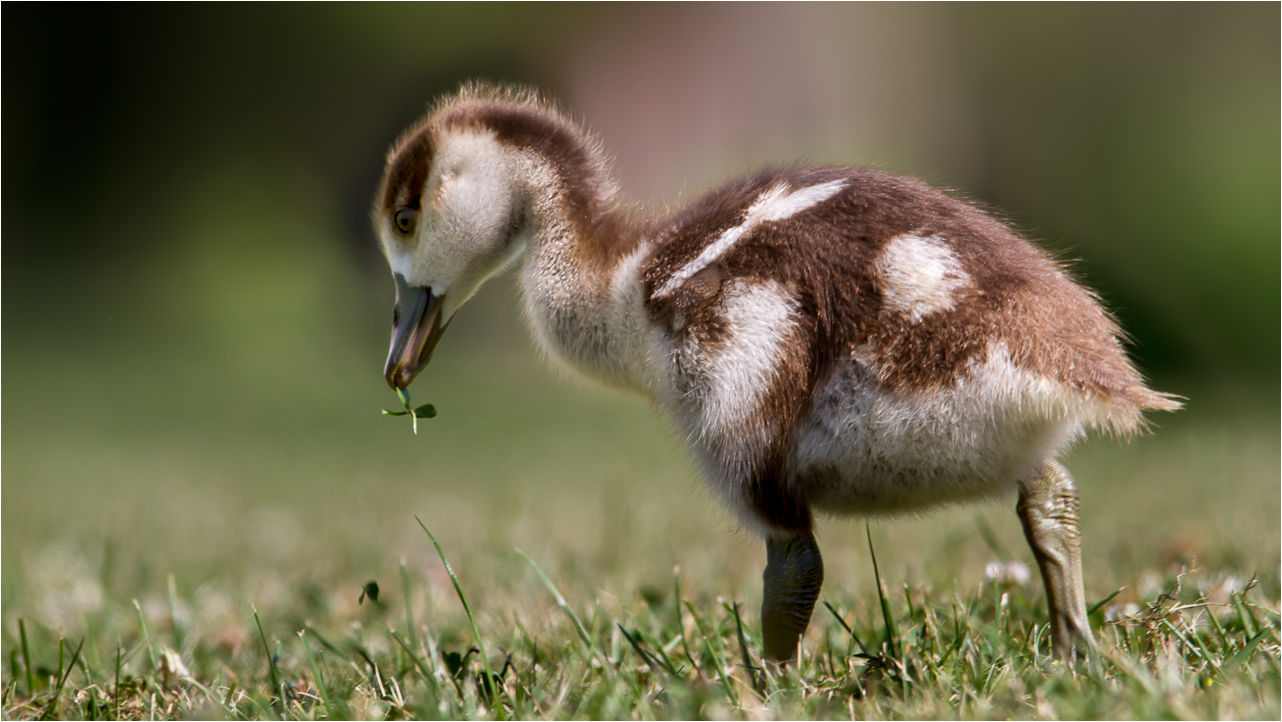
[786,345,1086,514]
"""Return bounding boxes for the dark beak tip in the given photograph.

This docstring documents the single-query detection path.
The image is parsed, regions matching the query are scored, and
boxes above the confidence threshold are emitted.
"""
[383,280,446,393]
[395,369,414,390]
[383,363,414,391]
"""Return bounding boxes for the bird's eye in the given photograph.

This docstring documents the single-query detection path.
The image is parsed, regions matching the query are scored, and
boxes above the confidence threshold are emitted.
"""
[393,208,417,235]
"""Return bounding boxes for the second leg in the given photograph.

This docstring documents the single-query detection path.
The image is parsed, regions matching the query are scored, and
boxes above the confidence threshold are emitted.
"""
[1017,460,1096,659]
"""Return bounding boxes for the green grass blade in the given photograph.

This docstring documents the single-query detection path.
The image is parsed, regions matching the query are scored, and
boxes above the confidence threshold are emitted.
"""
[350,644,386,701]
[823,600,871,657]
[1233,583,1260,638]
[617,623,675,676]
[38,636,83,721]
[726,602,763,699]
[685,601,738,709]
[166,574,186,651]
[672,571,698,671]
[866,525,900,659]
[1206,604,1233,651]
[112,644,121,720]
[19,618,34,695]
[1162,618,1213,667]
[183,675,241,720]
[517,549,602,666]
[299,629,351,720]
[1221,630,1267,674]
[252,605,284,712]
[390,628,447,702]
[400,560,420,653]
[1087,588,1124,617]
[303,625,347,658]
[622,612,681,677]
[415,516,502,710]
[132,600,158,671]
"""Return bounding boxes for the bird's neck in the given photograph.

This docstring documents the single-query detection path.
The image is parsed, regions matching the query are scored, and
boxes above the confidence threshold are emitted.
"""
[515,170,655,394]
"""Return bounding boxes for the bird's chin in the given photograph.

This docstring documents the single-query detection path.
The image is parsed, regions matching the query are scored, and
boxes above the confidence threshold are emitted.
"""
[384,278,450,390]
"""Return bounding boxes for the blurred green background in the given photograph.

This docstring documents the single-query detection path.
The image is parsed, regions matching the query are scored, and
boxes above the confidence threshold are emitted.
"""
[3,3,1278,634]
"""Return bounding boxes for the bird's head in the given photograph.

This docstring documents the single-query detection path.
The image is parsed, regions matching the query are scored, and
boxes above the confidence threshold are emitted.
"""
[373,116,530,390]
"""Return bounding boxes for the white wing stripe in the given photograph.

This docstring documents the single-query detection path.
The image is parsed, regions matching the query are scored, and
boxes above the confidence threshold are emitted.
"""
[652,178,847,300]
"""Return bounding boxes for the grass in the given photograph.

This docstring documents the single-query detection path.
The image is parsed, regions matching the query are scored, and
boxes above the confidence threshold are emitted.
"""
[2,276,1279,719]
[1,519,1277,719]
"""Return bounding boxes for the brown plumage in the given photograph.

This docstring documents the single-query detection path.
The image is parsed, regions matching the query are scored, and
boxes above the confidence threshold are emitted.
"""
[372,83,1180,662]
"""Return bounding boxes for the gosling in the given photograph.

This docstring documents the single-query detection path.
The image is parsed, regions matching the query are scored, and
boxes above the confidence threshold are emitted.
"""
[372,83,1180,663]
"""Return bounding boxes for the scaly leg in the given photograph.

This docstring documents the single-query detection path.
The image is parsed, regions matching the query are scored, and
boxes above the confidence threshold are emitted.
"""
[761,531,824,663]
[1017,460,1096,659]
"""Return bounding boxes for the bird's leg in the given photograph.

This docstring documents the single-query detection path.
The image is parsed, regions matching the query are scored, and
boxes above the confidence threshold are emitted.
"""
[1017,460,1096,660]
[761,530,824,663]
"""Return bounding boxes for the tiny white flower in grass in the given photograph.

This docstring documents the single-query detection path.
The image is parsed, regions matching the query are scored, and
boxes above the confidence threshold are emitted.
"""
[1104,603,1141,622]
[159,647,192,681]
[984,560,1031,585]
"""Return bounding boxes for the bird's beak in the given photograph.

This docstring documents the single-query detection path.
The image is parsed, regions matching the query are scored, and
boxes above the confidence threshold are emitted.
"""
[384,274,450,390]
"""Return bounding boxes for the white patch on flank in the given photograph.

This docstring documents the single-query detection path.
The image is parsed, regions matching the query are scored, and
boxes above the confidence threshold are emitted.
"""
[652,178,848,299]
[700,280,798,436]
[874,233,971,322]
[786,341,1111,515]
[652,280,800,531]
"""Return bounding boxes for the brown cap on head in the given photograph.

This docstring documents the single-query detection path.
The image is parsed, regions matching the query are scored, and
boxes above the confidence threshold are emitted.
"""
[380,85,619,224]
[376,122,435,223]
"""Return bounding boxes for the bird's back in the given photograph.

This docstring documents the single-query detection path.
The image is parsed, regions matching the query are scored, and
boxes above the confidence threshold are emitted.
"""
[637,166,1177,522]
